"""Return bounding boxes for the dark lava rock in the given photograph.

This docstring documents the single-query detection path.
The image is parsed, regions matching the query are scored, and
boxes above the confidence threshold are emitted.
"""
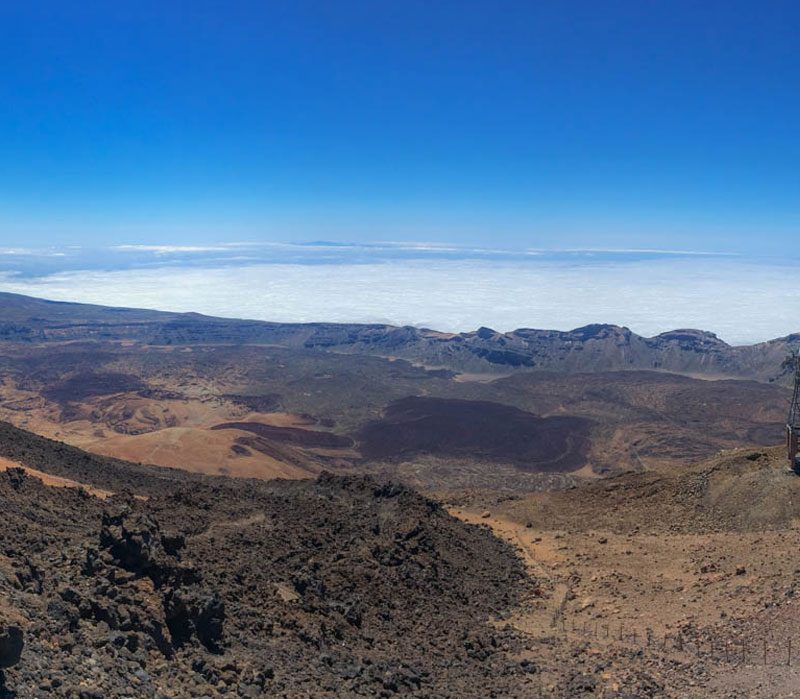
[163,588,224,652]
[0,452,531,698]
[93,504,224,655]
[565,672,598,696]
[0,626,22,668]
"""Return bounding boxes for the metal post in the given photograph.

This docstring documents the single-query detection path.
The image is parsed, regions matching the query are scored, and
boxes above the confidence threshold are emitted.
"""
[786,353,800,468]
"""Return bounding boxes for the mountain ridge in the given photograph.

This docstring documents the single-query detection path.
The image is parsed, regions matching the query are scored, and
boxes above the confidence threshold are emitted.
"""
[1,291,798,382]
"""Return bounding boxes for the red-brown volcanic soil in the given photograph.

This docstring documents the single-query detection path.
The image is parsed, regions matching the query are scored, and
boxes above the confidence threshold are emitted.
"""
[357,396,592,471]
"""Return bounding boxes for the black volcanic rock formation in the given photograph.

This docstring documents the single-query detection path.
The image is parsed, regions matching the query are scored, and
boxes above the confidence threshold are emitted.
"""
[0,423,532,698]
[358,396,592,470]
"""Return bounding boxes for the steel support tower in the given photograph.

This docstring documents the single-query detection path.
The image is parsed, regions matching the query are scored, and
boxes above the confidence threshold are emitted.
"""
[789,352,800,469]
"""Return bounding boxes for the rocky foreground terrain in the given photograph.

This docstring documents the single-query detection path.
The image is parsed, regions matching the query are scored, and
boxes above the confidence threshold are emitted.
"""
[0,420,535,698]
[5,418,800,697]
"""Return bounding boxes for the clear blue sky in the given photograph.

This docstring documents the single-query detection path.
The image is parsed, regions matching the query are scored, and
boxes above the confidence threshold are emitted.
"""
[0,0,797,253]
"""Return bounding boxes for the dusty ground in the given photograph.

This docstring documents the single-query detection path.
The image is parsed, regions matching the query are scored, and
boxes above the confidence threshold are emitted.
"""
[447,446,800,697]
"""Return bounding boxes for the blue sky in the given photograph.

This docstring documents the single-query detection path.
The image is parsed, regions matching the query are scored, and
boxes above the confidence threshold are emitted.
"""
[1,2,798,339]
[0,0,798,253]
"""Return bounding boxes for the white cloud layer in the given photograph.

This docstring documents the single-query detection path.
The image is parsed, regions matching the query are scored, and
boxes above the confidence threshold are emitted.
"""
[112,244,236,254]
[1,257,799,345]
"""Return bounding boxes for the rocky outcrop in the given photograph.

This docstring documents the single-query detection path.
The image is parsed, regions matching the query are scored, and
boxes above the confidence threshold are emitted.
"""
[89,505,224,654]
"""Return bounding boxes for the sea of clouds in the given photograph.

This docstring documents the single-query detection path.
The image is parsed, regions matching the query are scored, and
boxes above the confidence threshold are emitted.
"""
[1,243,798,345]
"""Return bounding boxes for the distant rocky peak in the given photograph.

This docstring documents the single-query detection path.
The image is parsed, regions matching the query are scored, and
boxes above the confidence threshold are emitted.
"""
[568,324,631,341]
[654,329,729,348]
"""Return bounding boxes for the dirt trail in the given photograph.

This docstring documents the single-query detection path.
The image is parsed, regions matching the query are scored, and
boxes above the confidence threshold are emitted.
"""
[452,507,750,642]
[450,509,572,636]
[450,505,759,696]
[448,448,800,697]
[453,506,747,640]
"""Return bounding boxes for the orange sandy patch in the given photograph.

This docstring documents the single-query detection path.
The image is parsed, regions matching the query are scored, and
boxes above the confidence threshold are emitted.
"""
[0,371,349,481]
[79,426,316,480]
